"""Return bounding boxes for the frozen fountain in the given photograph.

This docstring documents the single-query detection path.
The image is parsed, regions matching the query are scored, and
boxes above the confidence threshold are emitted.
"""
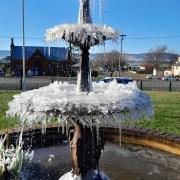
[6,0,154,179]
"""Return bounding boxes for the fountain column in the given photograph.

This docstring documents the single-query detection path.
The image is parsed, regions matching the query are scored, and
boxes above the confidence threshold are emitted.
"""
[78,0,92,92]
[79,46,91,92]
[78,0,92,24]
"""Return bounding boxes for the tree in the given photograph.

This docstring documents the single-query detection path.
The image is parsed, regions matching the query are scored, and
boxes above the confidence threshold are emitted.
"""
[144,45,168,70]
[91,50,128,72]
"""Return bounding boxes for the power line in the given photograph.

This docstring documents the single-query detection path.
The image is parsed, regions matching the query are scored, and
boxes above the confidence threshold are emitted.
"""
[1,35,180,40]
[125,35,180,40]
[0,35,44,40]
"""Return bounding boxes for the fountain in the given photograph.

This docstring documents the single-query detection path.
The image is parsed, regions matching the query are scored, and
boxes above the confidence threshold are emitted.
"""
[5,0,154,179]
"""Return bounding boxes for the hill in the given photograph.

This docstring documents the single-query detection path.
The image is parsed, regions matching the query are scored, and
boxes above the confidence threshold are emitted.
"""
[0,50,10,59]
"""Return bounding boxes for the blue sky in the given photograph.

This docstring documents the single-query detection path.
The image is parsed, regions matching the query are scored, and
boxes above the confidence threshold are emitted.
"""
[1,0,180,54]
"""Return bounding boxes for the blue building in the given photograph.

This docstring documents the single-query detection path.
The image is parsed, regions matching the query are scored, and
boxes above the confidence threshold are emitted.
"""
[10,38,72,76]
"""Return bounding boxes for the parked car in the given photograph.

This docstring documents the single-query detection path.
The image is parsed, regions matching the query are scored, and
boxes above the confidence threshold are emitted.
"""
[162,76,179,81]
[99,77,134,85]
[146,75,162,80]
[146,75,154,80]
[0,69,5,77]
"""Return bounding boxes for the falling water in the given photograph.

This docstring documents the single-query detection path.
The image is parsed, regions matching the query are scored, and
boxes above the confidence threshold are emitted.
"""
[99,0,105,21]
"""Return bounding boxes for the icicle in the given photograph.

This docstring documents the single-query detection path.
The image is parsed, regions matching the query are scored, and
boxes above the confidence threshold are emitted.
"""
[48,45,51,58]
[99,0,105,22]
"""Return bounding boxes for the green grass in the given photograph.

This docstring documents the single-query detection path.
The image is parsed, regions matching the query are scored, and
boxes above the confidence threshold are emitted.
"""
[135,91,180,135]
[0,91,19,130]
[0,91,179,135]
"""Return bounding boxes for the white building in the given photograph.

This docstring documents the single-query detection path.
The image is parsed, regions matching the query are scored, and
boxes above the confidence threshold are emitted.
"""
[172,57,180,76]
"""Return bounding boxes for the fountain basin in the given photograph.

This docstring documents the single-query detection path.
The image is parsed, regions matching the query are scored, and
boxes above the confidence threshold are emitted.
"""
[19,142,180,180]
[4,125,180,157]
[45,23,119,46]
[7,81,153,128]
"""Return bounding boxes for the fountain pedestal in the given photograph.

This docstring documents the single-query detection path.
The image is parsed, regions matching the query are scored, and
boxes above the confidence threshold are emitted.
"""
[68,122,105,177]
[79,46,91,92]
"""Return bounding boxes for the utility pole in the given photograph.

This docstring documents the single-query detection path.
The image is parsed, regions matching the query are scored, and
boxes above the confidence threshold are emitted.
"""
[22,0,26,91]
[119,34,127,77]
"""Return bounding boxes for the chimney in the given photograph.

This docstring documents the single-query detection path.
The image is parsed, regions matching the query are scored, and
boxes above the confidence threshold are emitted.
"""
[10,38,14,54]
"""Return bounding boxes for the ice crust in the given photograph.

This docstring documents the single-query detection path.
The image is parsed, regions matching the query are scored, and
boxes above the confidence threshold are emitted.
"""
[59,170,110,180]
[0,130,34,174]
[7,81,153,129]
[45,23,119,46]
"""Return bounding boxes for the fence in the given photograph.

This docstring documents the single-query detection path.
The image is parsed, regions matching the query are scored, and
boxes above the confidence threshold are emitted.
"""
[136,80,180,92]
[0,77,77,91]
[0,77,180,91]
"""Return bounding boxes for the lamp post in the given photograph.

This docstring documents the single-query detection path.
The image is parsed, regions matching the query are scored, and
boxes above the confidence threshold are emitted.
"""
[119,34,127,77]
[22,0,26,91]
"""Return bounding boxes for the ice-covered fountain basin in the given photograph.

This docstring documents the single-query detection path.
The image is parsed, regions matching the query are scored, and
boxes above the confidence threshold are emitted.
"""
[45,23,119,46]
[6,81,153,127]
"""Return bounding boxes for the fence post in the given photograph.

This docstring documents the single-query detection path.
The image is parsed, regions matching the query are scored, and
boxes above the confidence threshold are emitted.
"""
[20,78,23,91]
[52,78,54,84]
[169,81,172,92]
[140,80,143,90]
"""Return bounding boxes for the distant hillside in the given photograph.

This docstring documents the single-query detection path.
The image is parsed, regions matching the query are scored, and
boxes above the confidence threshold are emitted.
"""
[0,50,10,59]
[90,52,178,63]
[90,53,145,62]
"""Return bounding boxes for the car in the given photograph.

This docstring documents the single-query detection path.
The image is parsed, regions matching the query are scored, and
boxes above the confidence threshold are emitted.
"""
[162,76,179,81]
[0,69,5,77]
[99,77,134,85]
[146,75,154,80]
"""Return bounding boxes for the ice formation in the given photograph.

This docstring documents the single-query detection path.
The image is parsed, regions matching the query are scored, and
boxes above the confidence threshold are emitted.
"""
[7,81,153,129]
[59,170,110,180]
[0,130,34,175]
[45,24,119,46]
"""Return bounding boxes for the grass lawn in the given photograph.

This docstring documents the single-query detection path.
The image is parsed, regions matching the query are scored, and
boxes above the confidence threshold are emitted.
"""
[0,90,179,135]
[135,91,180,135]
[0,91,19,130]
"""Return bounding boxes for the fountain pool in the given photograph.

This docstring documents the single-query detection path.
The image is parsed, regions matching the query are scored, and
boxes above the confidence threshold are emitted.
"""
[22,142,180,180]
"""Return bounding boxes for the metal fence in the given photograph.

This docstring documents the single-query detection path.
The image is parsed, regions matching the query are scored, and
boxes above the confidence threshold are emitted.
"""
[136,80,180,91]
[0,77,180,91]
[0,77,77,91]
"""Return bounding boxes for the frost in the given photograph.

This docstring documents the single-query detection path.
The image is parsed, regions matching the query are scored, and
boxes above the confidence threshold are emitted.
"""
[59,170,110,180]
[0,129,34,174]
[6,81,153,129]
[45,23,119,47]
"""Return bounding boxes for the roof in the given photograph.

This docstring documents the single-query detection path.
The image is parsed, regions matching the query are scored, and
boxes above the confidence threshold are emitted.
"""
[0,56,10,64]
[11,46,68,61]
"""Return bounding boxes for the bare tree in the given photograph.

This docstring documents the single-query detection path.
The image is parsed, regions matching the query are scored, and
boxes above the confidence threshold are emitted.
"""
[91,50,128,72]
[144,45,168,70]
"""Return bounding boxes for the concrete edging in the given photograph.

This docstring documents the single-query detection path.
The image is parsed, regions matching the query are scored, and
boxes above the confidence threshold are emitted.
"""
[1,125,180,156]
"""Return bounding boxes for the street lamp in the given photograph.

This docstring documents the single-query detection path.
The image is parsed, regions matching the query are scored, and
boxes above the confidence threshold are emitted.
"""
[119,34,127,77]
[22,0,26,91]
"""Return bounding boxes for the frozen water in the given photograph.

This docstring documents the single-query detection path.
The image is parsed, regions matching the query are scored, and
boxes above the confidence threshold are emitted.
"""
[0,129,34,174]
[59,170,110,180]
[45,23,119,46]
[7,81,153,129]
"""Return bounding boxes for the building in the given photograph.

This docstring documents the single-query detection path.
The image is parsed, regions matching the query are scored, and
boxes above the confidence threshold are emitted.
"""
[10,38,72,77]
[172,57,180,76]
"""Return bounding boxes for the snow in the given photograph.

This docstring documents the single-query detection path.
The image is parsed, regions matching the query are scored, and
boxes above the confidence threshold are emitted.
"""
[6,81,153,129]
[45,23,119,46]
